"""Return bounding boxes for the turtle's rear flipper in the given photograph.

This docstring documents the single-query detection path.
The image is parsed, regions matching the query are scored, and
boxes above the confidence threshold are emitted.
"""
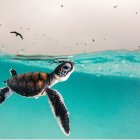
[46,88,70,136]
[9,68,17,76]
[0,87,13,104]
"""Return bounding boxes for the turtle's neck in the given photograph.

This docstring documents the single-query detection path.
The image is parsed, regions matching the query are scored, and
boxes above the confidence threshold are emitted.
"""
[48,72,59,87]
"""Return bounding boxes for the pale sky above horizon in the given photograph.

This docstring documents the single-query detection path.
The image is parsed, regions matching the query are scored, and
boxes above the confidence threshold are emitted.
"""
[0,0,140,55]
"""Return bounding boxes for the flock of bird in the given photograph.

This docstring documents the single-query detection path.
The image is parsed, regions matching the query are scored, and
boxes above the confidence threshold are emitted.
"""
[9,31,95,44]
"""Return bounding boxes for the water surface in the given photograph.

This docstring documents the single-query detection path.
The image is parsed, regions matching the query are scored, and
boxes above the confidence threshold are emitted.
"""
[0,51,140,138]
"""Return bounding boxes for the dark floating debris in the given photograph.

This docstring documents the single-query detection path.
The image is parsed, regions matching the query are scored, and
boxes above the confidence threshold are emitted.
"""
[84,43,86,46]
[10,31,23,40]
[136,11,138,15]
[43,34,46,36]
[27,28,30,30]
[92,39,95,42]
[0,24,2,26]
[61,5,63,7]
[113,6,118,8]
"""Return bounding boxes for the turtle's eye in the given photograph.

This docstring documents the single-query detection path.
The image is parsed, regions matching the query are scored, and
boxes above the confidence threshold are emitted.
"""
[62,64,71,71]
[63,66,69,70]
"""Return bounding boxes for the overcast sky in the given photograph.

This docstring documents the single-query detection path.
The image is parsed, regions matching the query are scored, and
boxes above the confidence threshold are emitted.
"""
[0,0,140,55]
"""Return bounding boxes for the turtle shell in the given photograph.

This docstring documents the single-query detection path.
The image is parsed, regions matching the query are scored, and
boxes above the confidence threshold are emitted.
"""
[7,72,49,97]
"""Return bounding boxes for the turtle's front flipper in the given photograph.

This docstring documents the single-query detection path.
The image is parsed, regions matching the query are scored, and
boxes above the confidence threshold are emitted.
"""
[0,87,13,104]
[46,88,70,136]
[9,68,17,76]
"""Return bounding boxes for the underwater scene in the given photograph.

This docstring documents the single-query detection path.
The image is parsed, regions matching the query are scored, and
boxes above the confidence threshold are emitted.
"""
[0,50,140,139]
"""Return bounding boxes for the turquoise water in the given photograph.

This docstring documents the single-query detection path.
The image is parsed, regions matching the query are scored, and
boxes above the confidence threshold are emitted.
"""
[0,51,140,138]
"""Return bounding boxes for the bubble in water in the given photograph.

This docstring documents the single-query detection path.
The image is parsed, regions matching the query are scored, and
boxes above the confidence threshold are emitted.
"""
[130,75,134,78]
[121,60,126,64]
[18,49,24,55]
[98,66,102,71]
[96,73,101,77]
[121,60,128,67]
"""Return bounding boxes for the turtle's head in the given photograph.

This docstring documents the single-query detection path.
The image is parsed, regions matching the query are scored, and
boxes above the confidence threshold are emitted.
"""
[54,61,75,82]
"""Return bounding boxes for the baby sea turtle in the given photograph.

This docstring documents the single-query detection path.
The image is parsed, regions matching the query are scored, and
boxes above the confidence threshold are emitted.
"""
[0,61,74,136]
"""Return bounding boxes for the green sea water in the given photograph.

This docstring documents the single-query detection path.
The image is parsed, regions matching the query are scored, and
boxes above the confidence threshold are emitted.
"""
[0,51,140,139]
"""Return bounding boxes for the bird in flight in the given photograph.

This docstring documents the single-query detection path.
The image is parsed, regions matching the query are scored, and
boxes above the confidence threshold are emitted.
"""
[113,6,118,8]
[10,31,23,40]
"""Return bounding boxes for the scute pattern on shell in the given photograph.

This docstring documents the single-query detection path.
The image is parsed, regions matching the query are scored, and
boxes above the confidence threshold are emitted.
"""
[7,72,48,97]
